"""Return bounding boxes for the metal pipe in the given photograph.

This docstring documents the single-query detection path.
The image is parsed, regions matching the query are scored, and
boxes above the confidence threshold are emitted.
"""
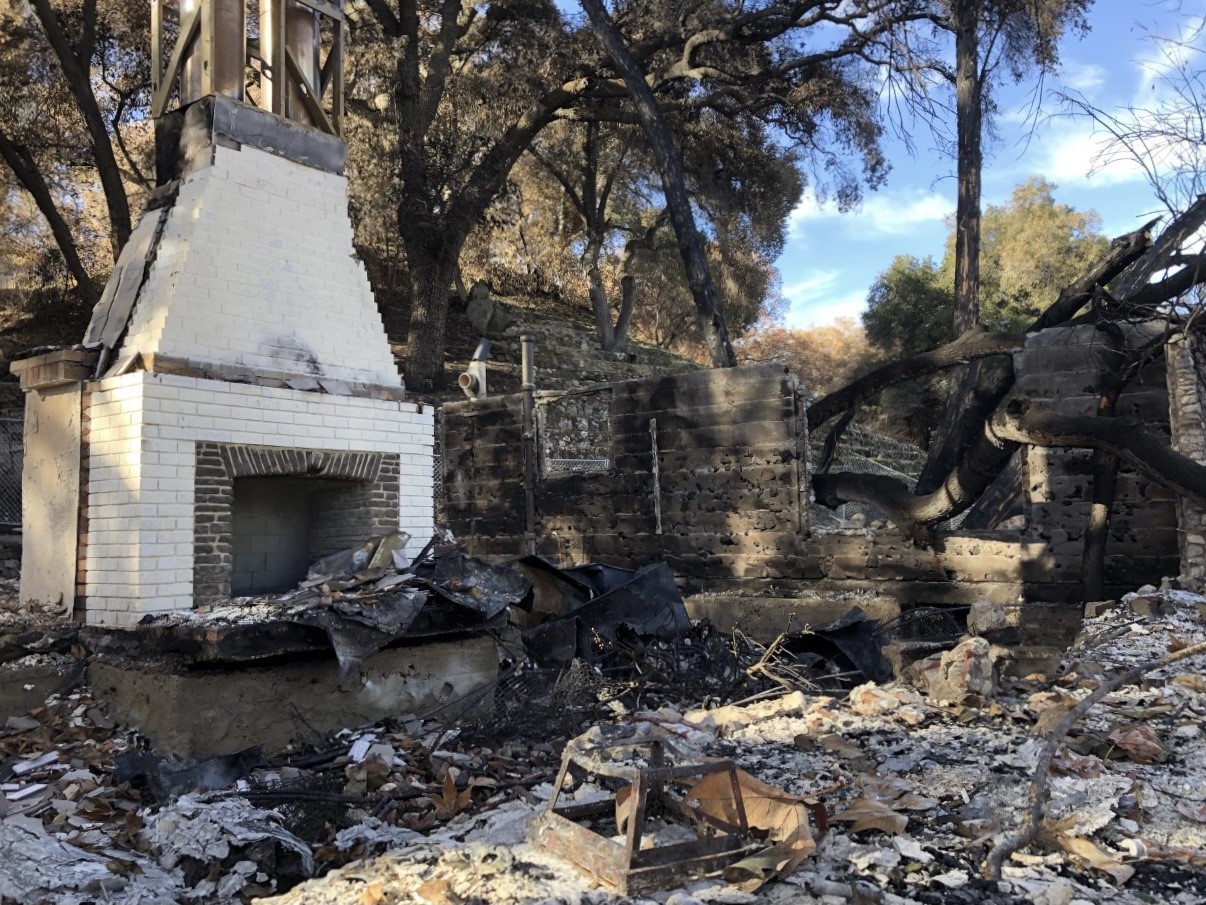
[520,334,537,553]
[521,334,536,390]
[259,0,319,122]
[178,0,245,106]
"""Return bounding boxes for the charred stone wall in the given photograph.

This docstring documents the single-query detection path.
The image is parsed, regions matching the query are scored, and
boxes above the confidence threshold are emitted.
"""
[1016,324,1179,595]
[443,366,808,578]
[1167,332,1206,591]
[445,327,1184,624]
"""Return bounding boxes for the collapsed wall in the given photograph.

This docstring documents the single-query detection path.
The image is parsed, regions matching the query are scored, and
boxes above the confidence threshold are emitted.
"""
[444,365,807,570]
[443,324,1184,641]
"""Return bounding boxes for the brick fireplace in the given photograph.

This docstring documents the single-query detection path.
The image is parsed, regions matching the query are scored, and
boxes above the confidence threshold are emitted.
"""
[15,86,433,624]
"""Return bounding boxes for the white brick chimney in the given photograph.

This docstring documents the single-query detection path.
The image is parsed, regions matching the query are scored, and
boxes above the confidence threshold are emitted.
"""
[15,99,434,626]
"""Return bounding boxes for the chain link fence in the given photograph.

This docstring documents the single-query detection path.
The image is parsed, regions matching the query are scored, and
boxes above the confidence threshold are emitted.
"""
[0,417,22,528]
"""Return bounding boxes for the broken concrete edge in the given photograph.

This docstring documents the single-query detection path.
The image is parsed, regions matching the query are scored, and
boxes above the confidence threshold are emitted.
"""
[89,633,500,759]
[9,348,101,391]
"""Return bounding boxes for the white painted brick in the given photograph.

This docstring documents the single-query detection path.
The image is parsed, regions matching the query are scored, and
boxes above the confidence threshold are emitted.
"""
[87,355,431,621]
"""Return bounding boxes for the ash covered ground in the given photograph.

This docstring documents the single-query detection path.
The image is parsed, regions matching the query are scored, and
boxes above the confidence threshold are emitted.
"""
[2,584,1204,905]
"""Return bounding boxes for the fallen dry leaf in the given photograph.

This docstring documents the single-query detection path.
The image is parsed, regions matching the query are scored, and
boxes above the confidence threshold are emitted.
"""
[431,772,472,819]
[724,839,803,891]
[860,776,940,811]
[684,768,818,890]
[358,881,388,905]
[1051,753,1104,778]
[830,797,909,834]
[1171,673,1206,693]
[416,876,461,905]
[1034,703,1073,736]
[1107,723,1167,764]
[1057,834,1135,884]
[1121,838,1206,866]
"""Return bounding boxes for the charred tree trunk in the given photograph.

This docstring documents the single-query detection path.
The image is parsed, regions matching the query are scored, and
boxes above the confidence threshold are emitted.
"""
[581,0,737,367]
[1081,326,1167,600]
[30,0,132,259]
[917,0,984,494]
[951,0,983,338]
[0,128,98,305]
[402,233,462,392]
[1081,433,1122,601]
[993,400,1206,507]
[807,328,1025,428]
[809,218,1159,534]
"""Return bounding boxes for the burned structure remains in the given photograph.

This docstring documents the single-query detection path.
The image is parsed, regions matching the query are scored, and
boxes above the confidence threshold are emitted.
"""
[12,0,433,625]
[443,320,1195,649]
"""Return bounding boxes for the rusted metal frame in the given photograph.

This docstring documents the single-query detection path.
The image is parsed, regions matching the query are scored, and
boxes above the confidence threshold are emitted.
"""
[531,810,756,894]
[624,773,648,854]
[656,791,749,838]
[628,835,752,869]
[151,5,201,117]
[534,739,762,894]
[564,757,734,784]
[284,47,335,134]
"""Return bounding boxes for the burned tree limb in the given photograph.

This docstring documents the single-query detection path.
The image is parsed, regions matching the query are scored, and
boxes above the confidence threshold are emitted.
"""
[809,219,1157,435]
[809,214,1176,532]
[1029,220,1156,331]
[991,400,1206,506]
[982,638,1206,881]
[806,329,1024,430]
[917,220,1157,490]
[813,428,1018,531]
[1080,325,1169,600]
[1110,196,1206,301]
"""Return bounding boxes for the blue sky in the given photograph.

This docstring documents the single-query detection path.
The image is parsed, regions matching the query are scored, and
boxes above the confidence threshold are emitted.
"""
[779,1,1203,329]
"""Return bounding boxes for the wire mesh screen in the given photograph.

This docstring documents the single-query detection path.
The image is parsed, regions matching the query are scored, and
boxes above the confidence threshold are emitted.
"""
[0,418,22,527]
[433,408,445,524]
[440,661,607,743]
[810,424,968,531]
[538,389,613,478]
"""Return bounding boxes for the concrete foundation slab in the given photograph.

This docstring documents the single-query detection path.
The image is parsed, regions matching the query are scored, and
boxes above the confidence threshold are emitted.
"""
[91,635,497,758]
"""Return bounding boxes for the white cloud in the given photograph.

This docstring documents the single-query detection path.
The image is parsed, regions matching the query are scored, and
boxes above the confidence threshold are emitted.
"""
[1029,124,1149,189]
[1061,62,1108,95]
[789,189,951,237]
[782,270,840,300]
[784,288,868,330]
[1133,13,1206,96]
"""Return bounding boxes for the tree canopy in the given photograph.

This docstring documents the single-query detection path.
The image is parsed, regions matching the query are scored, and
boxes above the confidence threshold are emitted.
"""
[863,177,1108,358]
